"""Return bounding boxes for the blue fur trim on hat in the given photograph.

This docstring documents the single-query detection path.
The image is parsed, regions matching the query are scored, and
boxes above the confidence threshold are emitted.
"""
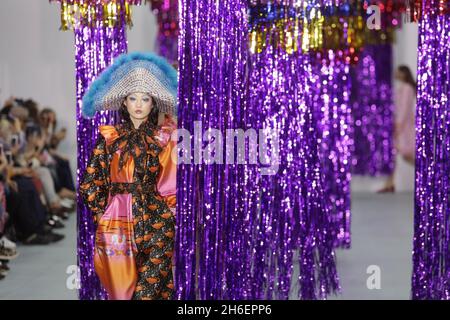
[82,51,178,118]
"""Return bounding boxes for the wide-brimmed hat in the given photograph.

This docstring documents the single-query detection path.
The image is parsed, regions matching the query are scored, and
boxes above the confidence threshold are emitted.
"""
[82,52,177,118]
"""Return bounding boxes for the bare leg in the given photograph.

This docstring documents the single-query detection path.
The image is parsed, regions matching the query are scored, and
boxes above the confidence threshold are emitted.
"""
[377,155,396,193]
[377,174,395,193]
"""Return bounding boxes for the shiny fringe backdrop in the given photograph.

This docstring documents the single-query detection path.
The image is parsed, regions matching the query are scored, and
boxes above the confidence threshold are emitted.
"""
[150,0,179,63]
[310,49,353,248]
[50,0,144,299]
[312,1,399,245]
[350,44,394,176]
[412,0,450,300]
[176,0,254,299]
[248,0,399,249]
[175,0,342,299]
[248,0,353,251]
[248,1,341,298]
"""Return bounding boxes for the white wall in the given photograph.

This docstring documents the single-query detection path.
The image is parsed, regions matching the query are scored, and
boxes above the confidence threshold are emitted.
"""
[0,0,157,179]
[393,21,419,79]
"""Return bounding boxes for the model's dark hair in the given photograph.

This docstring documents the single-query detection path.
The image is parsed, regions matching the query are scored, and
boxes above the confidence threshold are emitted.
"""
[120,96,159,127]
[397,65,417,92]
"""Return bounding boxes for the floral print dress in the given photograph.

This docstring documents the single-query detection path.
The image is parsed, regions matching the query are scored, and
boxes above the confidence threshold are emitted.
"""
[79,115,177,300]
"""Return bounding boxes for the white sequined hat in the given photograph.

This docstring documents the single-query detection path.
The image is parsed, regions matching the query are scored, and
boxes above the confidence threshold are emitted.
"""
[82,52,178,118]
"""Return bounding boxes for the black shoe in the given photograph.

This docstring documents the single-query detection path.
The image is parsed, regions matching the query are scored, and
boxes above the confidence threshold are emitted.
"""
[45,231,65,243]
[43,224,53,234]
[53,220,65,229]
[58,212,69,220]
[22,233,51,245]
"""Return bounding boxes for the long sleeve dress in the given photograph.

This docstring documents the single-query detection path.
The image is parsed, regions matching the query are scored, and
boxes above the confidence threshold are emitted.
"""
[79,114,177,300]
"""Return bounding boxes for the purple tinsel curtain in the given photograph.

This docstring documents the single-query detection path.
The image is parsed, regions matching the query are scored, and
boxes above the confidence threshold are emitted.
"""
[150,0,178,63]
[76,19,127,300]
[311,50,353,248]
[412,6,450,299]
[248,45,341,299]
[350,44,394,176]
[175,0,340,299]
[176,0,251,299]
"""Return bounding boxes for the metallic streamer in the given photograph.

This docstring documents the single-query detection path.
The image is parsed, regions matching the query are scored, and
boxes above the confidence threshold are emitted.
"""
[248,43,341,299]
[176,0,340,299]
[50,0,145,30]
[248,1,400,249]
[251,0,341,300]
[405,0,449,21]
[150,0,179,63]
[350,44,394,176]
[411,2,450,300]
[176,0,251,299]
[248,1,400,55]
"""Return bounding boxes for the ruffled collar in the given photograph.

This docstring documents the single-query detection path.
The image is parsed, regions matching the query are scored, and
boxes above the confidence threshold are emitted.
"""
[109,117,162,172]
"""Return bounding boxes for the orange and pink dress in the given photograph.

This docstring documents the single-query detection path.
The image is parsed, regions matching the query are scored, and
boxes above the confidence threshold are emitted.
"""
[79,115,176,300]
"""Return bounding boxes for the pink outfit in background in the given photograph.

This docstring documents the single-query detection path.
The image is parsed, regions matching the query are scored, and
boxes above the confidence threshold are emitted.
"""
[394,82,416,159]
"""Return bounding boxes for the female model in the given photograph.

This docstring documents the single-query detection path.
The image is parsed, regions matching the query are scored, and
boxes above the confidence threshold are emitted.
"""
[79,52,177,300]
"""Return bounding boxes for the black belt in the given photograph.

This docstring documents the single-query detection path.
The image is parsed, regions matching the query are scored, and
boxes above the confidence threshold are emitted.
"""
[109,182,156,196]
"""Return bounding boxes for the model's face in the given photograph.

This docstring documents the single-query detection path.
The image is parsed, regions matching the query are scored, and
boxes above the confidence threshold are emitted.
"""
[124,92,153,120]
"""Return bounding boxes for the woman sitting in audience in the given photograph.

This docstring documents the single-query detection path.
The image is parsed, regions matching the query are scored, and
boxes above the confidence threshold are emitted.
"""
[39,108,76,201]
[0,96,76,281]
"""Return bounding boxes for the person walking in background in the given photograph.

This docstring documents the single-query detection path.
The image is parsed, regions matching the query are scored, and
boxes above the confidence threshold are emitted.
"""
[378,65,417,193]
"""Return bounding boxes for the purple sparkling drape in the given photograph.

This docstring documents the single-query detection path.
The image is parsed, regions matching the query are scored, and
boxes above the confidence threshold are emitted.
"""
[176,0,339,299]
[311,50,352,248]
[150,0,178,63]
[351,44,394,176]
[249,46,341,299]
[76,20,127,300]
[412,7,450,300]
[176,0,251,299]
